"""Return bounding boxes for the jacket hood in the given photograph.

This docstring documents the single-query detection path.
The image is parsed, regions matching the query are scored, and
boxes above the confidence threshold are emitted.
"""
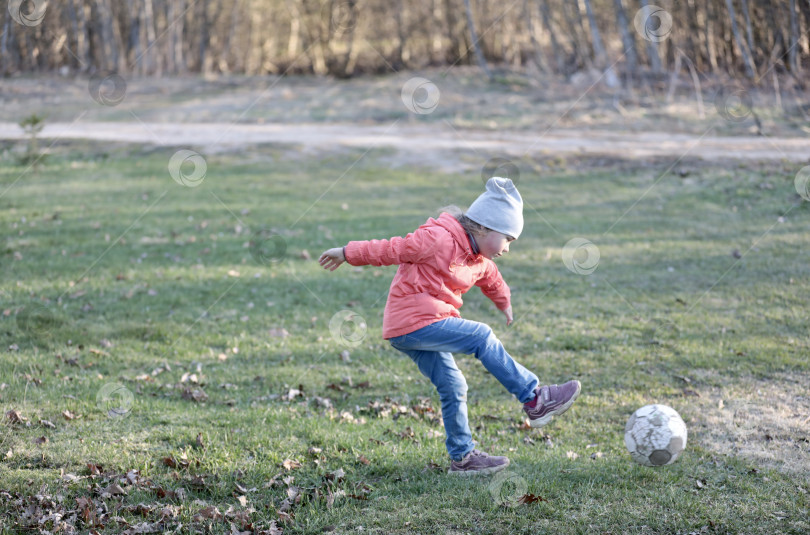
[433,212,478,259]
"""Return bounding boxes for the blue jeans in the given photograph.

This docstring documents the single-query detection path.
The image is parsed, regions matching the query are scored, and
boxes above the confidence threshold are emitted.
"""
[388,317,538,461]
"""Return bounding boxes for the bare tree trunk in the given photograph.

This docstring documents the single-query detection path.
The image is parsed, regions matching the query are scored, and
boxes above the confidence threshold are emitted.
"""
[724,0,756,77]
[166,0,185,74]
[0,15,11,75]
[704,0,719,71]
[682,0,701,69]
[583,0,618,86]
[788,0,800,72]
[221,0,240,72]
[138,0,157,74]
[127,0,141,71]
[538,0,565,73]
[524,0,549,73]
[640,0,662,72]
[462,0,492,79]
[740,0,755,64]
[429,0,443,65]
[95,0,120,71]
[393,0,406,69]
[561,0,589,69]
[613,0,637,83]
[197,0,210,74]
[68,0,91,70]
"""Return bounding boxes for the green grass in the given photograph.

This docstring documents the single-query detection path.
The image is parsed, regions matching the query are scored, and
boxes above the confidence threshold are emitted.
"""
[0,141,808,534]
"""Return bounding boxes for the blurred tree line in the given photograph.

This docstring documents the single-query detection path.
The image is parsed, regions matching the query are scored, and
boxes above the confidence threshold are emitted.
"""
[1,0,807,85]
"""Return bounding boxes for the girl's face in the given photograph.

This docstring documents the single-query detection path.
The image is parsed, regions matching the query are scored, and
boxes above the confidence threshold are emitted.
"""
[478,230,515,260]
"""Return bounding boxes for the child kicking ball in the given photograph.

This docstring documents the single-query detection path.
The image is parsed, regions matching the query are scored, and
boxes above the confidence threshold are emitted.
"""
[319,177,580,475]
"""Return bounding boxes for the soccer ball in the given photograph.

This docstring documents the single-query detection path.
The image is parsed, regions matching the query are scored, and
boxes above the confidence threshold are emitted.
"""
[624,404,687,467]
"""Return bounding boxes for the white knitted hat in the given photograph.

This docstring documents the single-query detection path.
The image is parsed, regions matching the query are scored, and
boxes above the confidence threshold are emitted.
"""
[465,177,524,238]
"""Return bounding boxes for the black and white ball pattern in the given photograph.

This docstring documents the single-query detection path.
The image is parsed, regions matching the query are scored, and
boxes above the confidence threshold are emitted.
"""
[625,404,687,467]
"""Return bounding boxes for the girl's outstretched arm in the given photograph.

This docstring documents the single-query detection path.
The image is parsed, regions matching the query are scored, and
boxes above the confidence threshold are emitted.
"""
[319,247,346,271]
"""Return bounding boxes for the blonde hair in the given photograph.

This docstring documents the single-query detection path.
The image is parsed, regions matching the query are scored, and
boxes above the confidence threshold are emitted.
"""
[438,205,491,237]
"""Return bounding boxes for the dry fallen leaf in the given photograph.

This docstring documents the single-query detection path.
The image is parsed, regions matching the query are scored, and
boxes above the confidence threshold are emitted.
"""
[282,459,302,471]
[102,483,127,497]
[5,409,26,424]
[33,436,48,445]
[39,419,56,429]
[181,388,208,403]
[269,327,290,338]
[62,410,76,420]
[193,505,223,521]
[86,463,103,475]
[517,493,546,504]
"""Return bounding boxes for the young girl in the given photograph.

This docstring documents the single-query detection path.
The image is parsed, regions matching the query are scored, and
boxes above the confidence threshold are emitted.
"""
[318,177,580,475]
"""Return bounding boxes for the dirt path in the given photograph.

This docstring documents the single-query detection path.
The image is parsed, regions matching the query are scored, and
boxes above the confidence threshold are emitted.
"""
[1,121,808,164]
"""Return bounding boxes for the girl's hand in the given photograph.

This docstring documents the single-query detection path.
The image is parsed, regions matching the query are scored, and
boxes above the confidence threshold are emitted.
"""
[319,247,346,271]
[502,305,513,326]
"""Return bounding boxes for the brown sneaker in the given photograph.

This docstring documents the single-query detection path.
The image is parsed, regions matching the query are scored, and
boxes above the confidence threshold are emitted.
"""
[448,449,510,476]
[523,380,581,428]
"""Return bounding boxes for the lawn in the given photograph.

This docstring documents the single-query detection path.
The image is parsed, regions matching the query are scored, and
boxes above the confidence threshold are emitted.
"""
[0,140,808,534]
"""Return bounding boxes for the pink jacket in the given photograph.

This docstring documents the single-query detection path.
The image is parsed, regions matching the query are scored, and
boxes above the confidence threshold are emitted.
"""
[344,212,511,339]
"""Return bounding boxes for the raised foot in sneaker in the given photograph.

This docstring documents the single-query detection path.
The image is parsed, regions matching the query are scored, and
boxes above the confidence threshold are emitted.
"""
[447,449,510,476]
[523,380,581,428]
